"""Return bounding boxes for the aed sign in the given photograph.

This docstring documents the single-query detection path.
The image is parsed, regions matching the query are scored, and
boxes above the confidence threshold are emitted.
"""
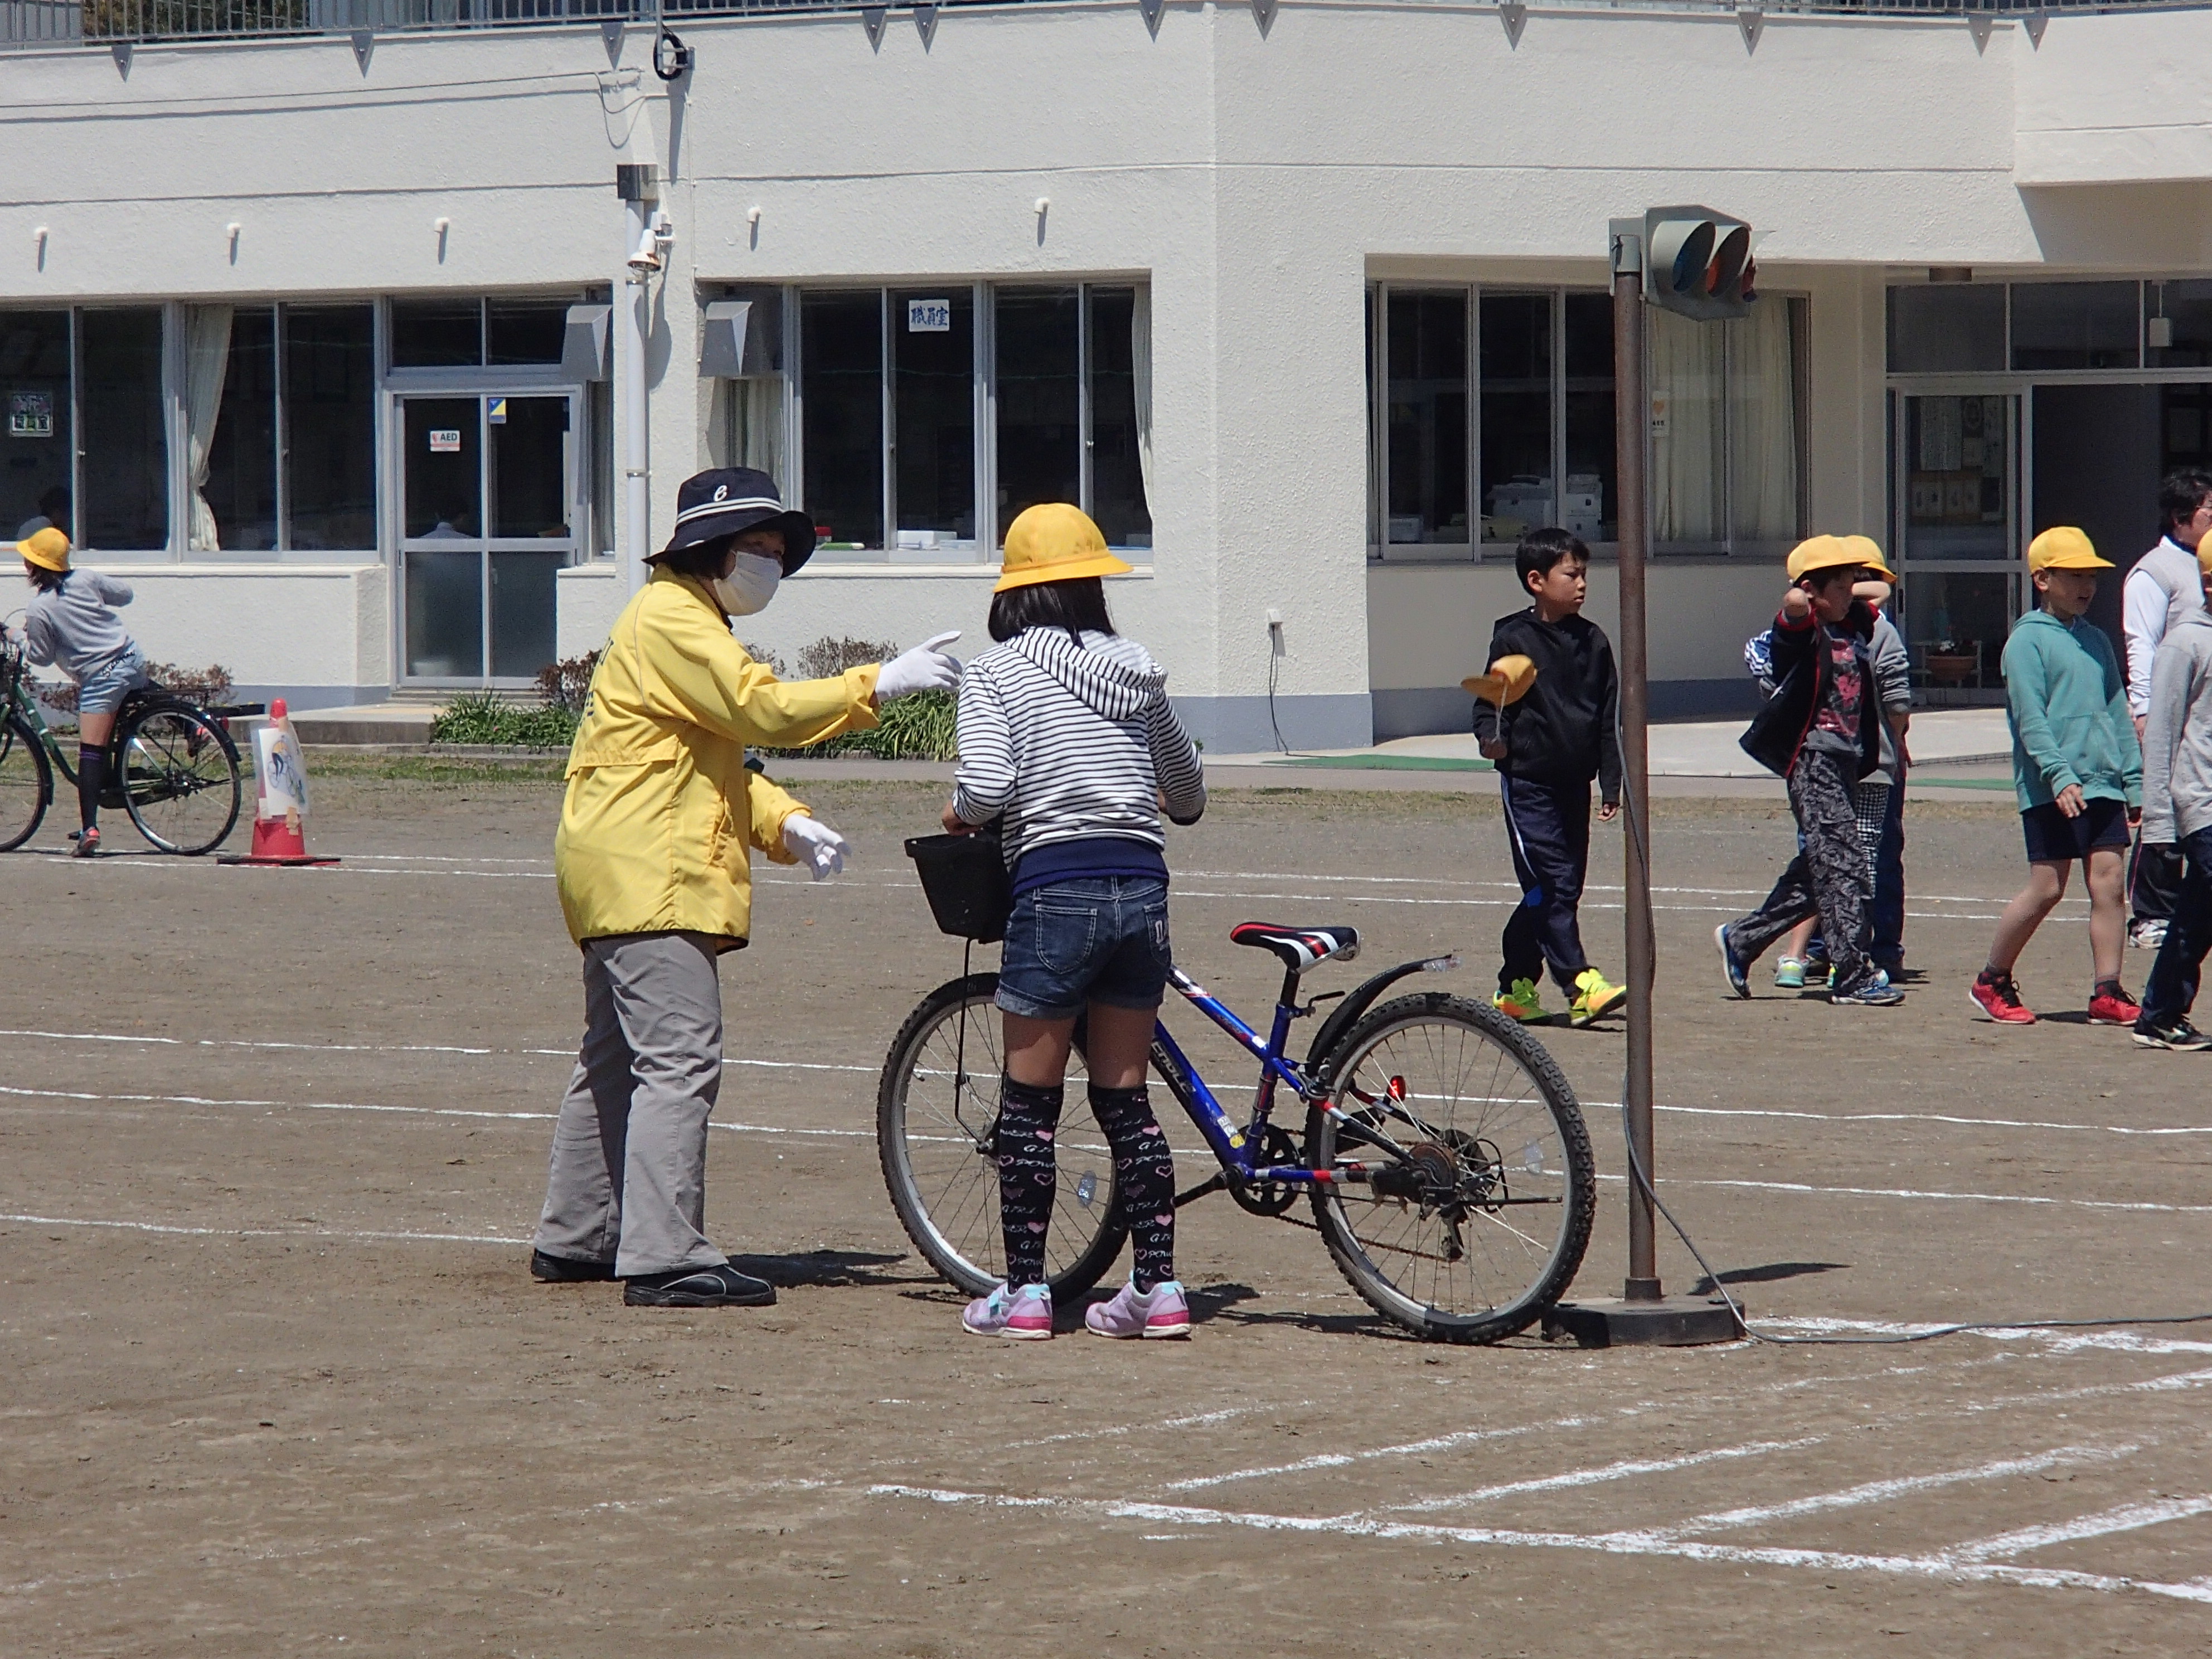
[429,429,462,453]
[8,391,53,439]
[906,299,952,333]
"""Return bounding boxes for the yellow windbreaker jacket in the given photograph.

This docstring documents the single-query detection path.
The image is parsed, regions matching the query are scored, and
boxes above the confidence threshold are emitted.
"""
[555,567,881,947]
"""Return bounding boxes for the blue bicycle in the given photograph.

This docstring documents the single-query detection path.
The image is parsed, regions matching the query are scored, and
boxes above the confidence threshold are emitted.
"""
[877,921,1596,1343]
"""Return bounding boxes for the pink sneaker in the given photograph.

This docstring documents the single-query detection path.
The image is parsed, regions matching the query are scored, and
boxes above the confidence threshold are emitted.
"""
[962,1281,1054,1340]
[1085,1279,1192,1340]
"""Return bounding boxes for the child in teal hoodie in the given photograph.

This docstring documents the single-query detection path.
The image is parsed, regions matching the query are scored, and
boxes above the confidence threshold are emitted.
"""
[1971,528,2144,1026]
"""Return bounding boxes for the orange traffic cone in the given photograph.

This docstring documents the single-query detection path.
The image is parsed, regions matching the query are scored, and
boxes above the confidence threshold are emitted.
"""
[219,699,339,867]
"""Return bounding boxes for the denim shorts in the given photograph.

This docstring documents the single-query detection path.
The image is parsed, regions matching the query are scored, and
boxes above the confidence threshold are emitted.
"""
[75,648,152,717]
[995,876,1172,1021]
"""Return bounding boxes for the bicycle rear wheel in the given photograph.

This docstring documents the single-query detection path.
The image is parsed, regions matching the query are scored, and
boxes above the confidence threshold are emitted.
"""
[0,715,52,852]
[1305,991,1594,1343]
[119,703,241,855]
[877,973,1127,1299]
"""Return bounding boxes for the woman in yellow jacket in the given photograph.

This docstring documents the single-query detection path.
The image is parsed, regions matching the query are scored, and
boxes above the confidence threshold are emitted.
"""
[532,468,962,1308]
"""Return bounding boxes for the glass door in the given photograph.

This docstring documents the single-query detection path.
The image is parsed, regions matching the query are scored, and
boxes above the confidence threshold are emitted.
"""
[399,392,576,685]
[1891,389,2022,706]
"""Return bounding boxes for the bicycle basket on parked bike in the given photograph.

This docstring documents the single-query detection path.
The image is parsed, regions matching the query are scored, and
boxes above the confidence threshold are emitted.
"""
[904,828,1012,943]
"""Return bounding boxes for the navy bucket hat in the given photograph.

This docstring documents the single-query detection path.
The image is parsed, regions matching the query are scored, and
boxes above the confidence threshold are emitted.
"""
[658,467,818,574]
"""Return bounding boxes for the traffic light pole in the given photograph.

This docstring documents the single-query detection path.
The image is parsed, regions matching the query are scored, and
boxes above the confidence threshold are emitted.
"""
[1612,235,1661,1305]
[1539,219,1744,1349]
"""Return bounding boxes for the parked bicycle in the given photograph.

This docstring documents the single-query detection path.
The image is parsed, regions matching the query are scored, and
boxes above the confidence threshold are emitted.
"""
[879,837,1596,1343]
[0,629,254,856]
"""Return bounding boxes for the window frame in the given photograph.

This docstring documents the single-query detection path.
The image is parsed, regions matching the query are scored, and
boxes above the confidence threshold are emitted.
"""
[1367,281,1808,563]
[777,278,1153,565]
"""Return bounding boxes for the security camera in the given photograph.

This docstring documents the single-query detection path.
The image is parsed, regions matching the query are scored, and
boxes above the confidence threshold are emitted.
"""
[626,223,661,274]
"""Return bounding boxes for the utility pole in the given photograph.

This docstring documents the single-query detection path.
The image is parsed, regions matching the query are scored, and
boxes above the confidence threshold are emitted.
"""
[1541,217,1747,1349]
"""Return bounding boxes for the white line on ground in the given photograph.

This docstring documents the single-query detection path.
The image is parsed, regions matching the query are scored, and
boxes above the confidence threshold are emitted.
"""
[865,1482,2212,1603]
[1160,1415,1602,1493]
[0,1211,528,1246]
[1952,1496,2212,1561]
[1595,1171,2212,1217]
[1381,1438,1821,1515]
[14,1026,2203,1140]
[1652,1446,2135,1539]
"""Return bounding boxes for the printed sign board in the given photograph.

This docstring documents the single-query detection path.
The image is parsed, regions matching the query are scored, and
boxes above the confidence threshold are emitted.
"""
[487,398,507,425]
[429,429,462,453]
[8,391,53,439]
[906,299,952,333]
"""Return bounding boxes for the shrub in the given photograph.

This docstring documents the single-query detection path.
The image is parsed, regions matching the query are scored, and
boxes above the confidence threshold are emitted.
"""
[31,661,233,718]
[795,637,897,679]
[533,651,600,714]
[429,688,580,750]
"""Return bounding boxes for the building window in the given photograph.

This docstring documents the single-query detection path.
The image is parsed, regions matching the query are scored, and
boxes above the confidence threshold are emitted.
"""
[2,301,379,556]
[1370,283,1803,559]
[2,311,72,542]
[786,282,1153,560]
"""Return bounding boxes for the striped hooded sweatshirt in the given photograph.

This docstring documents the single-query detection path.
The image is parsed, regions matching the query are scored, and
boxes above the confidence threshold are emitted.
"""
[951,627,1207,881]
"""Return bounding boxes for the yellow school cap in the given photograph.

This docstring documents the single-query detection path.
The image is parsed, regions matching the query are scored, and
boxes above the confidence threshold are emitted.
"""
[15,527,69,572]
[1839,535,1895,583]
[1784,535,1866,580]
[994,503,1134,593]
[2027,527,2113,573]
[1462,653,1539,707]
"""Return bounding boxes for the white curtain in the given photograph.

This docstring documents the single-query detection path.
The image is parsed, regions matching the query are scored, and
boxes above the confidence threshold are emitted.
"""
[732,376,785,479]
[1649,307,1724,546]
[1131,284,1153,518]
[184,304,234,552]
[1729,300,1800,545]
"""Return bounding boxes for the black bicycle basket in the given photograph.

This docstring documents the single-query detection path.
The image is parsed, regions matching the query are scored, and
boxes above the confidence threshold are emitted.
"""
[905,827,1012,943]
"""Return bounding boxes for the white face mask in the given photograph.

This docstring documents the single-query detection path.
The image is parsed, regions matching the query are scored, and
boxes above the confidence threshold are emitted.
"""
[709,551,781,617]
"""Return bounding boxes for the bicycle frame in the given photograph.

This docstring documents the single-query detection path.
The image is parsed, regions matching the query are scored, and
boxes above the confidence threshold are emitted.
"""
[1150,954,1460,1197]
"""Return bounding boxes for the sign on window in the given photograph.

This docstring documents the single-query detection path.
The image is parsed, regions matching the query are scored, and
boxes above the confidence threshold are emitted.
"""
[8,391,53,439]
[906,299,952,333]
[429,429,462,454]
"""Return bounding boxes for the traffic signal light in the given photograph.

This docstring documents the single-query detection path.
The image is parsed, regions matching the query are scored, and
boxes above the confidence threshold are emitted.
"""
[1644,206,1756,321]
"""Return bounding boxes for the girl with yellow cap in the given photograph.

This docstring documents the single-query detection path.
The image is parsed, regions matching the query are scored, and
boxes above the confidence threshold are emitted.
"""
[11,527,151,857]
[939,503,1207,1341]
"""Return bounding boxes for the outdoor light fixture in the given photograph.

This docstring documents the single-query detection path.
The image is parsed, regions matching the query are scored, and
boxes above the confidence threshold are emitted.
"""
[627,222,662,274]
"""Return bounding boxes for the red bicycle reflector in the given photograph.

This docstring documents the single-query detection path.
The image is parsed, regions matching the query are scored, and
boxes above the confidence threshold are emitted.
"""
[1388,1075,1408,1102]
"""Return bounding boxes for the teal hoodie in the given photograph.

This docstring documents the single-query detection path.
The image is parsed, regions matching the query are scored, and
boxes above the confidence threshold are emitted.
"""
[2002,608,2142,813]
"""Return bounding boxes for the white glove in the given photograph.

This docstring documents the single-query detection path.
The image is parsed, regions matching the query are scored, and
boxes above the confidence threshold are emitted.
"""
[875,631,963,702]
[781,812,850,881]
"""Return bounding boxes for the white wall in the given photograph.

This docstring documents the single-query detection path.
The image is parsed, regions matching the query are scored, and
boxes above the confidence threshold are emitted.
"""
[9,2,2212,723]
[0,563,387,702]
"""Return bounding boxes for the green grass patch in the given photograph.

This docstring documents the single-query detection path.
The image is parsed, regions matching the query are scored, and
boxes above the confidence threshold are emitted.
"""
[428,691,580,750]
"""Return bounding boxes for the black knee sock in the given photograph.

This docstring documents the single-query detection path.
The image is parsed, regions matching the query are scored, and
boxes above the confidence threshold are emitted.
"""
[995,1076,1063,1289]
[1090,1082,1176,1292]
[77,746,105,832]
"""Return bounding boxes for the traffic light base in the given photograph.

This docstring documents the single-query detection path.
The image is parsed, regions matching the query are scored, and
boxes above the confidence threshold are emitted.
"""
[1541,1293,1745,1348]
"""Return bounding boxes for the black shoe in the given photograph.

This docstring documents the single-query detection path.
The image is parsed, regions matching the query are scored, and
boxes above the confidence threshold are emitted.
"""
[2133,1018,2212,1051]
[623,1263,777,1308]
[531,1248,618,1283]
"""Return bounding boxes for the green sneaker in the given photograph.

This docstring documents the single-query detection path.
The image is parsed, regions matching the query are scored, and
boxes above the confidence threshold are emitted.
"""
[1495,977,1546,1023]
[1570,968,1628,1027]
[1774,958,1807,990]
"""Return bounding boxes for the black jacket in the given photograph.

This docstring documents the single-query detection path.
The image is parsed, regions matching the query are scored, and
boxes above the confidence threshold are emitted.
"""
[1739,601,1882,781]
[1470,609,1623,803]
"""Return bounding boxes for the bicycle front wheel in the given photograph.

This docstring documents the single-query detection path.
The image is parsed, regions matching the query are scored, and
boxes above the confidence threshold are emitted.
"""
[1306,991,1594,1343]
[119,704,241,855]
[0,715,52,852]
[877,973,1127,1300]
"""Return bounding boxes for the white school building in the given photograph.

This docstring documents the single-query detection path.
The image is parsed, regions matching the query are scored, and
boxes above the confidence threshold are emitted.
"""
[2,0,2207,749]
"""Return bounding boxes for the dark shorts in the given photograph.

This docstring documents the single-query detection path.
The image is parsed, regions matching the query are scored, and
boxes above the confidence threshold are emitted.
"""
[2021,797,2131,865]
[995,876,1172,1021]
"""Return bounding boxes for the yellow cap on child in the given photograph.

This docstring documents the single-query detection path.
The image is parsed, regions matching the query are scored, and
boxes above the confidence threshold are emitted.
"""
[2026,527,2113,573]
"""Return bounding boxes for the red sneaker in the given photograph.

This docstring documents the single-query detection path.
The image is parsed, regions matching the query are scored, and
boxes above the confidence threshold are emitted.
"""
[1969,971,2035,1025]
[2088,983,2142,1027]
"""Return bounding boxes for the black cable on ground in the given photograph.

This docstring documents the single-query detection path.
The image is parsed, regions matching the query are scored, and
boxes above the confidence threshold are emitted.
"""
[1265,632,1293,757]
[1608,683,2212,1347]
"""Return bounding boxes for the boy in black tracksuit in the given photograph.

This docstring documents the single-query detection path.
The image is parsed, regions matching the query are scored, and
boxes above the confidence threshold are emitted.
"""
[1473,529,1627,1028]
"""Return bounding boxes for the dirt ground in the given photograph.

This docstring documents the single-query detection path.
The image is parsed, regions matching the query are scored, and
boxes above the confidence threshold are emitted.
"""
[6,765,2212,1656]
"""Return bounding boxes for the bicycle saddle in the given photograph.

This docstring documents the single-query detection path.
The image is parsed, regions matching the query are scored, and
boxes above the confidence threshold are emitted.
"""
[1229,922,1359,972]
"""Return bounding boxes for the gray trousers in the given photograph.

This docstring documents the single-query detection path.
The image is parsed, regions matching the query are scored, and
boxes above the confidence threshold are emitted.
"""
[1726,750,1877,995]
[534,930,729,1278]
